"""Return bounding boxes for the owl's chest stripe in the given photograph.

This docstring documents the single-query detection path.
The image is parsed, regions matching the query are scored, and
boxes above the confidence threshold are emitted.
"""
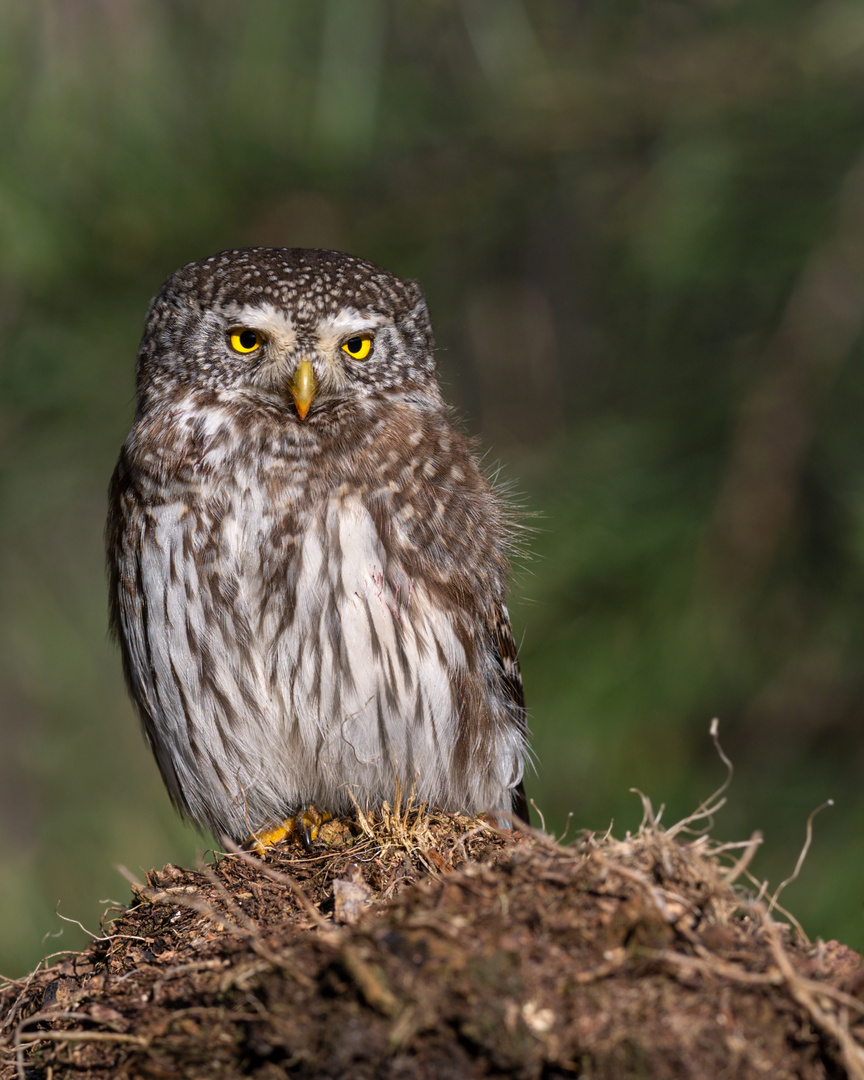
[261,496,462,766]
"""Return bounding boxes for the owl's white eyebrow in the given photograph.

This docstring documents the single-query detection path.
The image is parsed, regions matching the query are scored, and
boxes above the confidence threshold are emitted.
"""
[223,302,296,338]
[318,310,390,338]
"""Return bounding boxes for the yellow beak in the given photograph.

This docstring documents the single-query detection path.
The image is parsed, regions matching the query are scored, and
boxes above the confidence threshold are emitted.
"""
[289,359,317,421]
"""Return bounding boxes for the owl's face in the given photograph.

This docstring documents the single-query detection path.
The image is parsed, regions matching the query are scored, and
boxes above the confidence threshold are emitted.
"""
[135,248,440,420]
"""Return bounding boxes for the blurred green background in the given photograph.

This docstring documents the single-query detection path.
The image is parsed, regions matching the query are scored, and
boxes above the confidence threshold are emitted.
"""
[3,0,864,976]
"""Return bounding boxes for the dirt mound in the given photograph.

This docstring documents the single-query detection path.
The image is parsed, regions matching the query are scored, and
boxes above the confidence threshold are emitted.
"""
[2,803,863,1079]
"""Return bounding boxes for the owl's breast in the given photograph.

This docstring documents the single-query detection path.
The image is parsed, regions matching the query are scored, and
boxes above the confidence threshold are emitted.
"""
[257,485,457,675]
[253,488,468,794]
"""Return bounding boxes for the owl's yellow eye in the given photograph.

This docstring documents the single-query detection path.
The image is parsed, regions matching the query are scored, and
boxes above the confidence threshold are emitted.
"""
[341,335,373,361]
[229,329,262,354]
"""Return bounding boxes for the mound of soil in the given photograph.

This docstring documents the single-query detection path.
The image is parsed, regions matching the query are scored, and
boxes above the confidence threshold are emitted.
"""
[2,806,864,1079]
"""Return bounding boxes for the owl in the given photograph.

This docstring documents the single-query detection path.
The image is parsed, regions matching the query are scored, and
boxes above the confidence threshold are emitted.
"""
[107,248,529,846]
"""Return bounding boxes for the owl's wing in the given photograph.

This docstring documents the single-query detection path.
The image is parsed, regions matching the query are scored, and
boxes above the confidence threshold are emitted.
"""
[491,602,530,825]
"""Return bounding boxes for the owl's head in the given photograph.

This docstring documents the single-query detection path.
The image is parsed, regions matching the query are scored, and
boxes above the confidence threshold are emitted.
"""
[135,248,439,419]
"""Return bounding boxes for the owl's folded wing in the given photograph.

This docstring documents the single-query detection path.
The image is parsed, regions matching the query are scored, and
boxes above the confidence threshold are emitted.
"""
[490,602,530,825]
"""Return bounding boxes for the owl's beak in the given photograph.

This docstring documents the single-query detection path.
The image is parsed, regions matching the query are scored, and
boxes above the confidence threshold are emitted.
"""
[289,359,317,421]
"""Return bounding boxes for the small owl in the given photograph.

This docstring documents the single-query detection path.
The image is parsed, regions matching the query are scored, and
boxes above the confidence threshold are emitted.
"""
[107,248,529,844]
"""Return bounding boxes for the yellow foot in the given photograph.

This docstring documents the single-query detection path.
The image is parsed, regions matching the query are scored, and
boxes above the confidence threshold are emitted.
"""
[246,806,333,855]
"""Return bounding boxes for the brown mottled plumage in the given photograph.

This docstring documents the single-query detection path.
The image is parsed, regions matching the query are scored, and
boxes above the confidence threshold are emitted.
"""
[107,248,529,842]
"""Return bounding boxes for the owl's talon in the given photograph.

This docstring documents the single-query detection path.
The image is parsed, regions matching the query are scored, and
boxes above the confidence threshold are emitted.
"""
[246,806,332,855]
[296,806,332,850]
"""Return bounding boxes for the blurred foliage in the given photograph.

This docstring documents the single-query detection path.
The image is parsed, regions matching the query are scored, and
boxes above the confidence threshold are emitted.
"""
[2,0,864,974]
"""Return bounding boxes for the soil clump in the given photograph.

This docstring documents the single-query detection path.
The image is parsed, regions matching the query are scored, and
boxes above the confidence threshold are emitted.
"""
[2,804,863,1079]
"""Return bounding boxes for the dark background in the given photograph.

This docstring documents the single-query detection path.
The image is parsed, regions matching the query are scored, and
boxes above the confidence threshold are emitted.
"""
[3,0,864,975]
